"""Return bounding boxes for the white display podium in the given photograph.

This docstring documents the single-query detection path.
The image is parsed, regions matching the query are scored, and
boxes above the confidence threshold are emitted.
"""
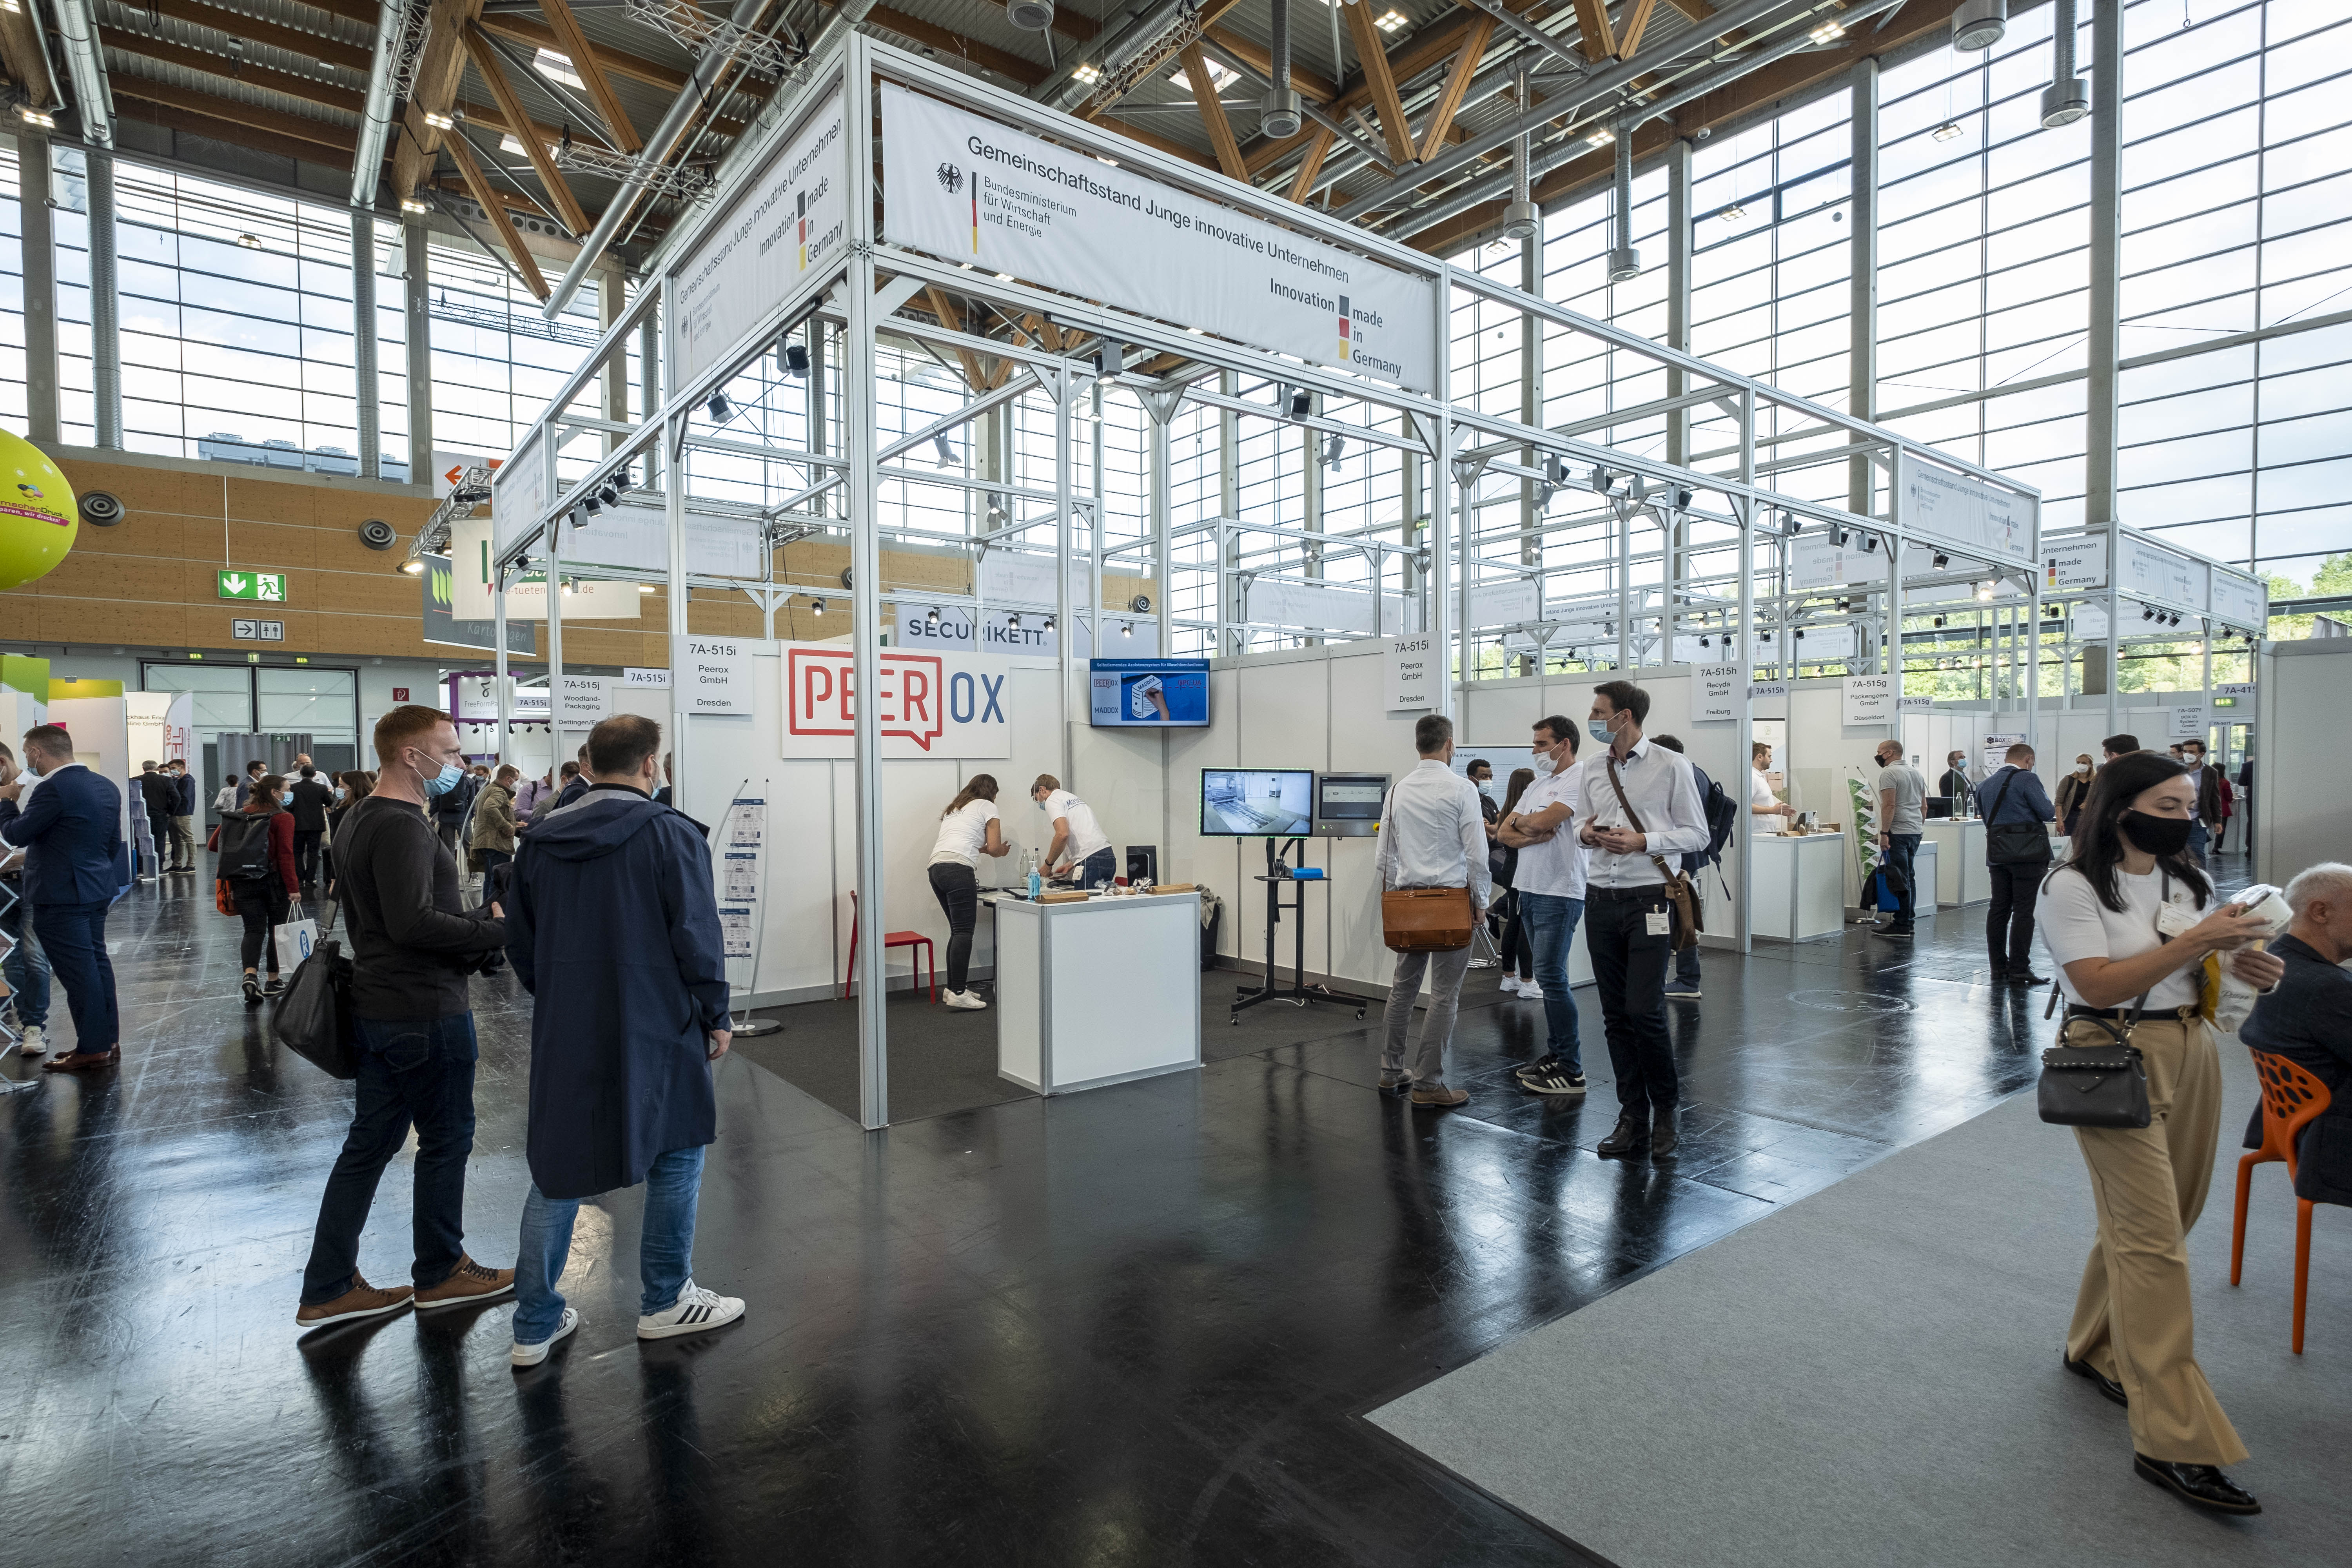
[1924,819,1989,907]
[997,891,1203,1095]
[1752,832,1848,941]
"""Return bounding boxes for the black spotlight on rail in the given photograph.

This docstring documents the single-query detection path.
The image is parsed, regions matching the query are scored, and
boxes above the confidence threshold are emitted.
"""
[1782,511,1802,535]
[2143,604,2156,620]
[811,596,827,616]
[926,606,941,628]
[706,392,731,423]
[782,341,810,378]
[1932,551,1950,569]
[1285,386,1312,420]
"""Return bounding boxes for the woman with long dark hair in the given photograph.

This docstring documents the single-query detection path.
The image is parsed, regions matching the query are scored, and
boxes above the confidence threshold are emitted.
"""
[1493,766,1538,997]
[208,772,300,1006]
[927,774,1009,1010]
[2039,750,2282,1516]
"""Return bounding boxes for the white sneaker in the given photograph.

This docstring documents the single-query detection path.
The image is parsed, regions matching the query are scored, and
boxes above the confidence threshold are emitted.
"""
[1519,985,1545,1003]
[943,989,989,1011]
[510,1306,579,1368]
[637,1281,744,1341]
[1499,975,1521,996]
[16,1024,45,1056]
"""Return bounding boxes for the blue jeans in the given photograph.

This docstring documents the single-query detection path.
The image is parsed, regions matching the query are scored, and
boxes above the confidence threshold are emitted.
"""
[300,1013,480,1304]
[2187,819,2211,865]
[33,900,115,1053]
[1076,846,1119,889]
[513,1144,707,1344]
[1884,832,1922,929]
[1517,891,1584,1073]
[2,893,47,1027]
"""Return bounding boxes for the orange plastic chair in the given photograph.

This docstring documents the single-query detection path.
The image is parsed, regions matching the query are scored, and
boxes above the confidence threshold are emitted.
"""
[2232,1050,2334,1354]
[841,890,937,1004]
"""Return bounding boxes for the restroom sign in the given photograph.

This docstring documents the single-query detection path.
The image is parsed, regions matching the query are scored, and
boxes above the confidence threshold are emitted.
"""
[780,642,1010,759]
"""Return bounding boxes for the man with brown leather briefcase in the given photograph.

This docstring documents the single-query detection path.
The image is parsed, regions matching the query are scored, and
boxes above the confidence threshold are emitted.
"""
[1375,714,1492,1108]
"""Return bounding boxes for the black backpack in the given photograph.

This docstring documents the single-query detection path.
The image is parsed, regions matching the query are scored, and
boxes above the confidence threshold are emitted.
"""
[1685,764,1739,873]
[215,813,276,881]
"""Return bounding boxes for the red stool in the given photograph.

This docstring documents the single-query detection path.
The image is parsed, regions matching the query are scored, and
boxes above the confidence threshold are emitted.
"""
[841,890,937,1004]
[2232,1049,2334,1353]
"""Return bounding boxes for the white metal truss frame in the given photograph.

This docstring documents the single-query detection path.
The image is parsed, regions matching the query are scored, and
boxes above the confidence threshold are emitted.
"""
[480,33,2101,1128]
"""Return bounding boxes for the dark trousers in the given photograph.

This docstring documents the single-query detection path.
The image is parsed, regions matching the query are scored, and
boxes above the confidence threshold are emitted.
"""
[928,861,980,993]
[300,1012,479,1304]
[1987,862,2047,973]
[294,830,323,885]
[1076,846,1118,888]
[1496,888,1532,978]
[1673,880,1703,986]
[233,882,291,973]
[33,900,117,1054]
[1884,832,1922,929]
[1585,886,1677,1116]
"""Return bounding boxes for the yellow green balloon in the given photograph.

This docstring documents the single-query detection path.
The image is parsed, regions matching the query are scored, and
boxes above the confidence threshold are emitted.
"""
[0,426,76,592]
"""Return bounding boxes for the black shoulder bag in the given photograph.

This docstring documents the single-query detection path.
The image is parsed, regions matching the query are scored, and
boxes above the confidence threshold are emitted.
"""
[2035,868,2175,1130]
[1984,769,2053,867]
[273,892,358,1079]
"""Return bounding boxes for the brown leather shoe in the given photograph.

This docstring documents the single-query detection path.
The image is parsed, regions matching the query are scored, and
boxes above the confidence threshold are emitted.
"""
[1411,1083,1469,1108]
[415,1255,517,1311]
[296,1275,416,1330]
[42,1046,120,1073]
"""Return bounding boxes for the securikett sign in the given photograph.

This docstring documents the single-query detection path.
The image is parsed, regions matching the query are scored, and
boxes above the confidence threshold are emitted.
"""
[780,643,1011,759]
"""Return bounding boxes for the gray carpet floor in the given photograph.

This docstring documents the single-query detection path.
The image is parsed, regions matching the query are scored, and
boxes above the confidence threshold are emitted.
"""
[1368,1040,2351,1566]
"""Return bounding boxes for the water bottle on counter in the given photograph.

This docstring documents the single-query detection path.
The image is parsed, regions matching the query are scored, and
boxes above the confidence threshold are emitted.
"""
[1023,848,1042,901]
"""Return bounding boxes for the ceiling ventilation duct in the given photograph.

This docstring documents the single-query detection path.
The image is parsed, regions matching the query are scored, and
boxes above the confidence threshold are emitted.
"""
[1501,72,1536,240]
[2040,0,2089,126]
[1606,119,1639,280]
[1952,0,2007,51]
[1006,0,1056,33]
[1261,0,1301,139]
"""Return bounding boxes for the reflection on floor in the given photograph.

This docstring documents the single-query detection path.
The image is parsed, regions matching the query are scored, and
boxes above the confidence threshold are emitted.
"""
[2,865,2196,1563]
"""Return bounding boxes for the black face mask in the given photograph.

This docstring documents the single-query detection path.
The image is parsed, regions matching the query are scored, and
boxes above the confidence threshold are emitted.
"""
[2118,810,2194,858]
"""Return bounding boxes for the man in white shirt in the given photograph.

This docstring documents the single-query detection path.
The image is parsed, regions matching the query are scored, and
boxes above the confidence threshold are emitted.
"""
[1751,742,1794,823]
[1499,715,1590,1100]
[1030,775,1116,887]
[1373,713,1490,1109]
[1572,680,1710,1158]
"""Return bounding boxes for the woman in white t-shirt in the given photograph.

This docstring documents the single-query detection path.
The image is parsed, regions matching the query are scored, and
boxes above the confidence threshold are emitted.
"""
[2038,750,2282,1517]
[928,774,1009,1010]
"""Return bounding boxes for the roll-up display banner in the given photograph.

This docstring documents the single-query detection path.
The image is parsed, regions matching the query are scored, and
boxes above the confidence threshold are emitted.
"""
[878,83,1439,395]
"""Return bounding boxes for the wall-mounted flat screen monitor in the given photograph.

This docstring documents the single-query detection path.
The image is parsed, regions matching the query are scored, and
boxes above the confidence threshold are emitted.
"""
[1201,768,1314,837]
[1090,658,1210,727]
[1315,773,1389,837]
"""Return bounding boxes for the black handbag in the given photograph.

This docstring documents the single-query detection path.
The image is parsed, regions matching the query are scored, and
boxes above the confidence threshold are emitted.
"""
[1984,769,2053,866]
[273,895,358,1079]
[2037,1011,2152,1129]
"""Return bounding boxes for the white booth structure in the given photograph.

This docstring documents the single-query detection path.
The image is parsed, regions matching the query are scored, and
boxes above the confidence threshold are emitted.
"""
[441,34,2264,1128]
[996,892,1203,1096]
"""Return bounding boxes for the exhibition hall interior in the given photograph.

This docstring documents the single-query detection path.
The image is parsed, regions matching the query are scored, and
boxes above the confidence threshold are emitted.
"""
[2,0,2350,1561]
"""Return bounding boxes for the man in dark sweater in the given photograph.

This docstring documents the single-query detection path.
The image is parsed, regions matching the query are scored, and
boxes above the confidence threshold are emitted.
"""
[287,764,335,890]
[136,762,177,875]
[2241,862,2352,1209]
[296,705,515,1330]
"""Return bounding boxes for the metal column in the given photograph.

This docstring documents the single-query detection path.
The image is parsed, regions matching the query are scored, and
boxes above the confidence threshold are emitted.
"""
[18,130,58,444]
[88,148,121,448]
[1430,266,1455,717]
[1147,396,1174,652]
[2087,0,2123,746]
[494,564,512,761]
[352,211,380,478]
[404,219,434,481]
[842,44,889,1131]
[1054,364,1075,779]
[1735,505,1754,954]
[1848,56,1878,517]
[1519,209,1545,673]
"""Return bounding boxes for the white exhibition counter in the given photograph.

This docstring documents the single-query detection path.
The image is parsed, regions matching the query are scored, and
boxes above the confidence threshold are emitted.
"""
[1924,819,1990,907]
[996,891,1203,1096]
[1752,831,1848,941]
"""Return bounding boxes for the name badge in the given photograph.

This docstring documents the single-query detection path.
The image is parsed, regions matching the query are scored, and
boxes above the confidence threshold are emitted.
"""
[1645,911,1671,937]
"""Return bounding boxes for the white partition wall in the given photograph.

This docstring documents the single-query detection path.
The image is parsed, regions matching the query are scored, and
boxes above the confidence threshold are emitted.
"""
[2255,639,2352,890]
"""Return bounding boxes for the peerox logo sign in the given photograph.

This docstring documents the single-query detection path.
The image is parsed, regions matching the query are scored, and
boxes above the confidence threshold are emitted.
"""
[781,643,1011,759]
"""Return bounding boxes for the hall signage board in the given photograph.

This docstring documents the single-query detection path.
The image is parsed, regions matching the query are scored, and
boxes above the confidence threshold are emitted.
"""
[673,635,755,715]
[553,497,768,582]
[1696,664,1743,722]
[622,666,670,688]
[558,675,608,724]
[878,83,1438,395]
[2119,535,2203,609]
[1842,673,1895,725]
[491,427,546,557]
[452,675,551,722]
[2169,704,2208,740]
[780,642,1012,758]
[670,87,849,389]
[1896,453,2036,566]
[1385,635,1435,710]
[2044,535,2106,592]
[448,516,640,620]
[2209,569,2264,628]
[218,570,287,602]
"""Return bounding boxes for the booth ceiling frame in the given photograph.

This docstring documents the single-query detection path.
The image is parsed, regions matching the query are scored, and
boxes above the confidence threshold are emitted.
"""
[480,32,2110,1132]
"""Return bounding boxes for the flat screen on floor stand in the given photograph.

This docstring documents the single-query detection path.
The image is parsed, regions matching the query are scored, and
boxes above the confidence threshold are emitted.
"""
[1204,771,1377,1025]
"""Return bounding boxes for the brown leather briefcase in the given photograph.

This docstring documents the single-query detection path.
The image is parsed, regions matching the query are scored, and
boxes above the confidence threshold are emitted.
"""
[1382,887,1477,952]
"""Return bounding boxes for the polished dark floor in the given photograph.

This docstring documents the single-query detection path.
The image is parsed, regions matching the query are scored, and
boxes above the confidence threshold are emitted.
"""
[0,866,2182,1566]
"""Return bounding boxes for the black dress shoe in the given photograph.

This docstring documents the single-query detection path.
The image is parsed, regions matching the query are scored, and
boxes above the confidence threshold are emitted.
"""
[1597,1116,1647,1158]
[2010,971,2051,986]
[2063,1352,2127,1407]
[1651,1106,1679,1157]
[2134,1454,2259,1515]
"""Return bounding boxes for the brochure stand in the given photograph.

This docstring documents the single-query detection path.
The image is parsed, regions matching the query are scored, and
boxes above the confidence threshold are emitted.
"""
[1230,837,1376,1024]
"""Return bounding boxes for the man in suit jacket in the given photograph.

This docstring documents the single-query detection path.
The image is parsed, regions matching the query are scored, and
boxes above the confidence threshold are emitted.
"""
[2241,862,2352,1207]
[136,761,178,877]
[0,724,127,1071]
[288,765,336,889]
[168,759,198,872]
[2178,738,2225,864]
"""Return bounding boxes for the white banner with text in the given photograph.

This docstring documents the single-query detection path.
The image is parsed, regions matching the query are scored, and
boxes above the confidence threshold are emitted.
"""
[780,643,1013,759]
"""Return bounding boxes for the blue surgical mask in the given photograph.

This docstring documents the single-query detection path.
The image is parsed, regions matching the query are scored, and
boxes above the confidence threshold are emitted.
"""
[415,755,465,798]
[279,791,293,805]
[1588,717,1615,744]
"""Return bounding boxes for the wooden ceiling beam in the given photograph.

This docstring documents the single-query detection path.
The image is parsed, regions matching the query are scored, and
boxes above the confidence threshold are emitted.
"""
[1568,0,1615,59]
[394,0,488,200]
[1417,14,1493,161]
[1177,41,1250,180]
[443,128,550,298]
[1615,0,1661,54]
[100,27,367,114]
[1077,0,1246,122]
[460,22,591,233]
[866,7,1049,87]
[1341,0,1417,165]
[1288,123,1335,204]
[111,76,355,153]
[1202,24,1340,103]
[537,0,641,154]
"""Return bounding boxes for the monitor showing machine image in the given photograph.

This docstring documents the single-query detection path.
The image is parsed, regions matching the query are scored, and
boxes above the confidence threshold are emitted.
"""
[1090,659,1210,727]
[1201,769,1314,837]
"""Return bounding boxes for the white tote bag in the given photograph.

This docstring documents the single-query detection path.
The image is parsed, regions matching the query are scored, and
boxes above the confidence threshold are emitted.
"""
[272,901,319,974]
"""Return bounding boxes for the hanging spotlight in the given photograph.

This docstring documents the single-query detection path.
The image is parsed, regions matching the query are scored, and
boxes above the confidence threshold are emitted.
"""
[1933,614,1947,628]
[1043,614,1056,632]
[1860,532,1881,553]
[1830,524,1849,547]
[1932,121,1965,143]
[706,392,731,422]
[2142,604,2156,620]
[1783,512,1803,535]
[1285,386,1312,420]
[1006,612,1022,630]
[1121,621,1134,637]
[1324,433,1345,470]
[596,482,620,509]
[1931,551,1949,568]
[811,596,827,615]
[934,433,957,468]
[1975,581,1996,601]
[782,341,810,377]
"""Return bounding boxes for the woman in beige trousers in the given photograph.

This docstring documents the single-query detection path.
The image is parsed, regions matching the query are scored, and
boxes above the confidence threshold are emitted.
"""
[2038,749,2282,1517]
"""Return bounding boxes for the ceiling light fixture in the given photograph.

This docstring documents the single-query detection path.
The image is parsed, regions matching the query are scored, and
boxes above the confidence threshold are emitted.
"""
[1720,201,1746,221]
[16,107,53,129]
[400,558,425,575]
[1374,8,1407,33]
[706,392,731,423]
[236,233,261,249]
[401,196,430,215]
[812,596,827,616]
[1932,121,1964,142]
[1585,127,1616,148]
[1072,62,1101,85]
[1931,551,1950,568]
[1808,19,1846,43]
[422,110,454,131]
[2040,0,2090,126]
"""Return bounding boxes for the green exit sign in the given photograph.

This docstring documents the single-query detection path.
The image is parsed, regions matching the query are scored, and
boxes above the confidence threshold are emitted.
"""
[218,570,287,602]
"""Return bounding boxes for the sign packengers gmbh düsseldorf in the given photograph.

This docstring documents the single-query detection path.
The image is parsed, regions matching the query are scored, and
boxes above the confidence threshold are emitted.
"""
[879,84,1437,394]
[671,89,848,388]
[782,644,1011,759]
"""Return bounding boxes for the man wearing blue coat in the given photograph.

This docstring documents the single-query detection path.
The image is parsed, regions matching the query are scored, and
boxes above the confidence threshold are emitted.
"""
[504,713,743,1367]
[0,724,127,1071]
